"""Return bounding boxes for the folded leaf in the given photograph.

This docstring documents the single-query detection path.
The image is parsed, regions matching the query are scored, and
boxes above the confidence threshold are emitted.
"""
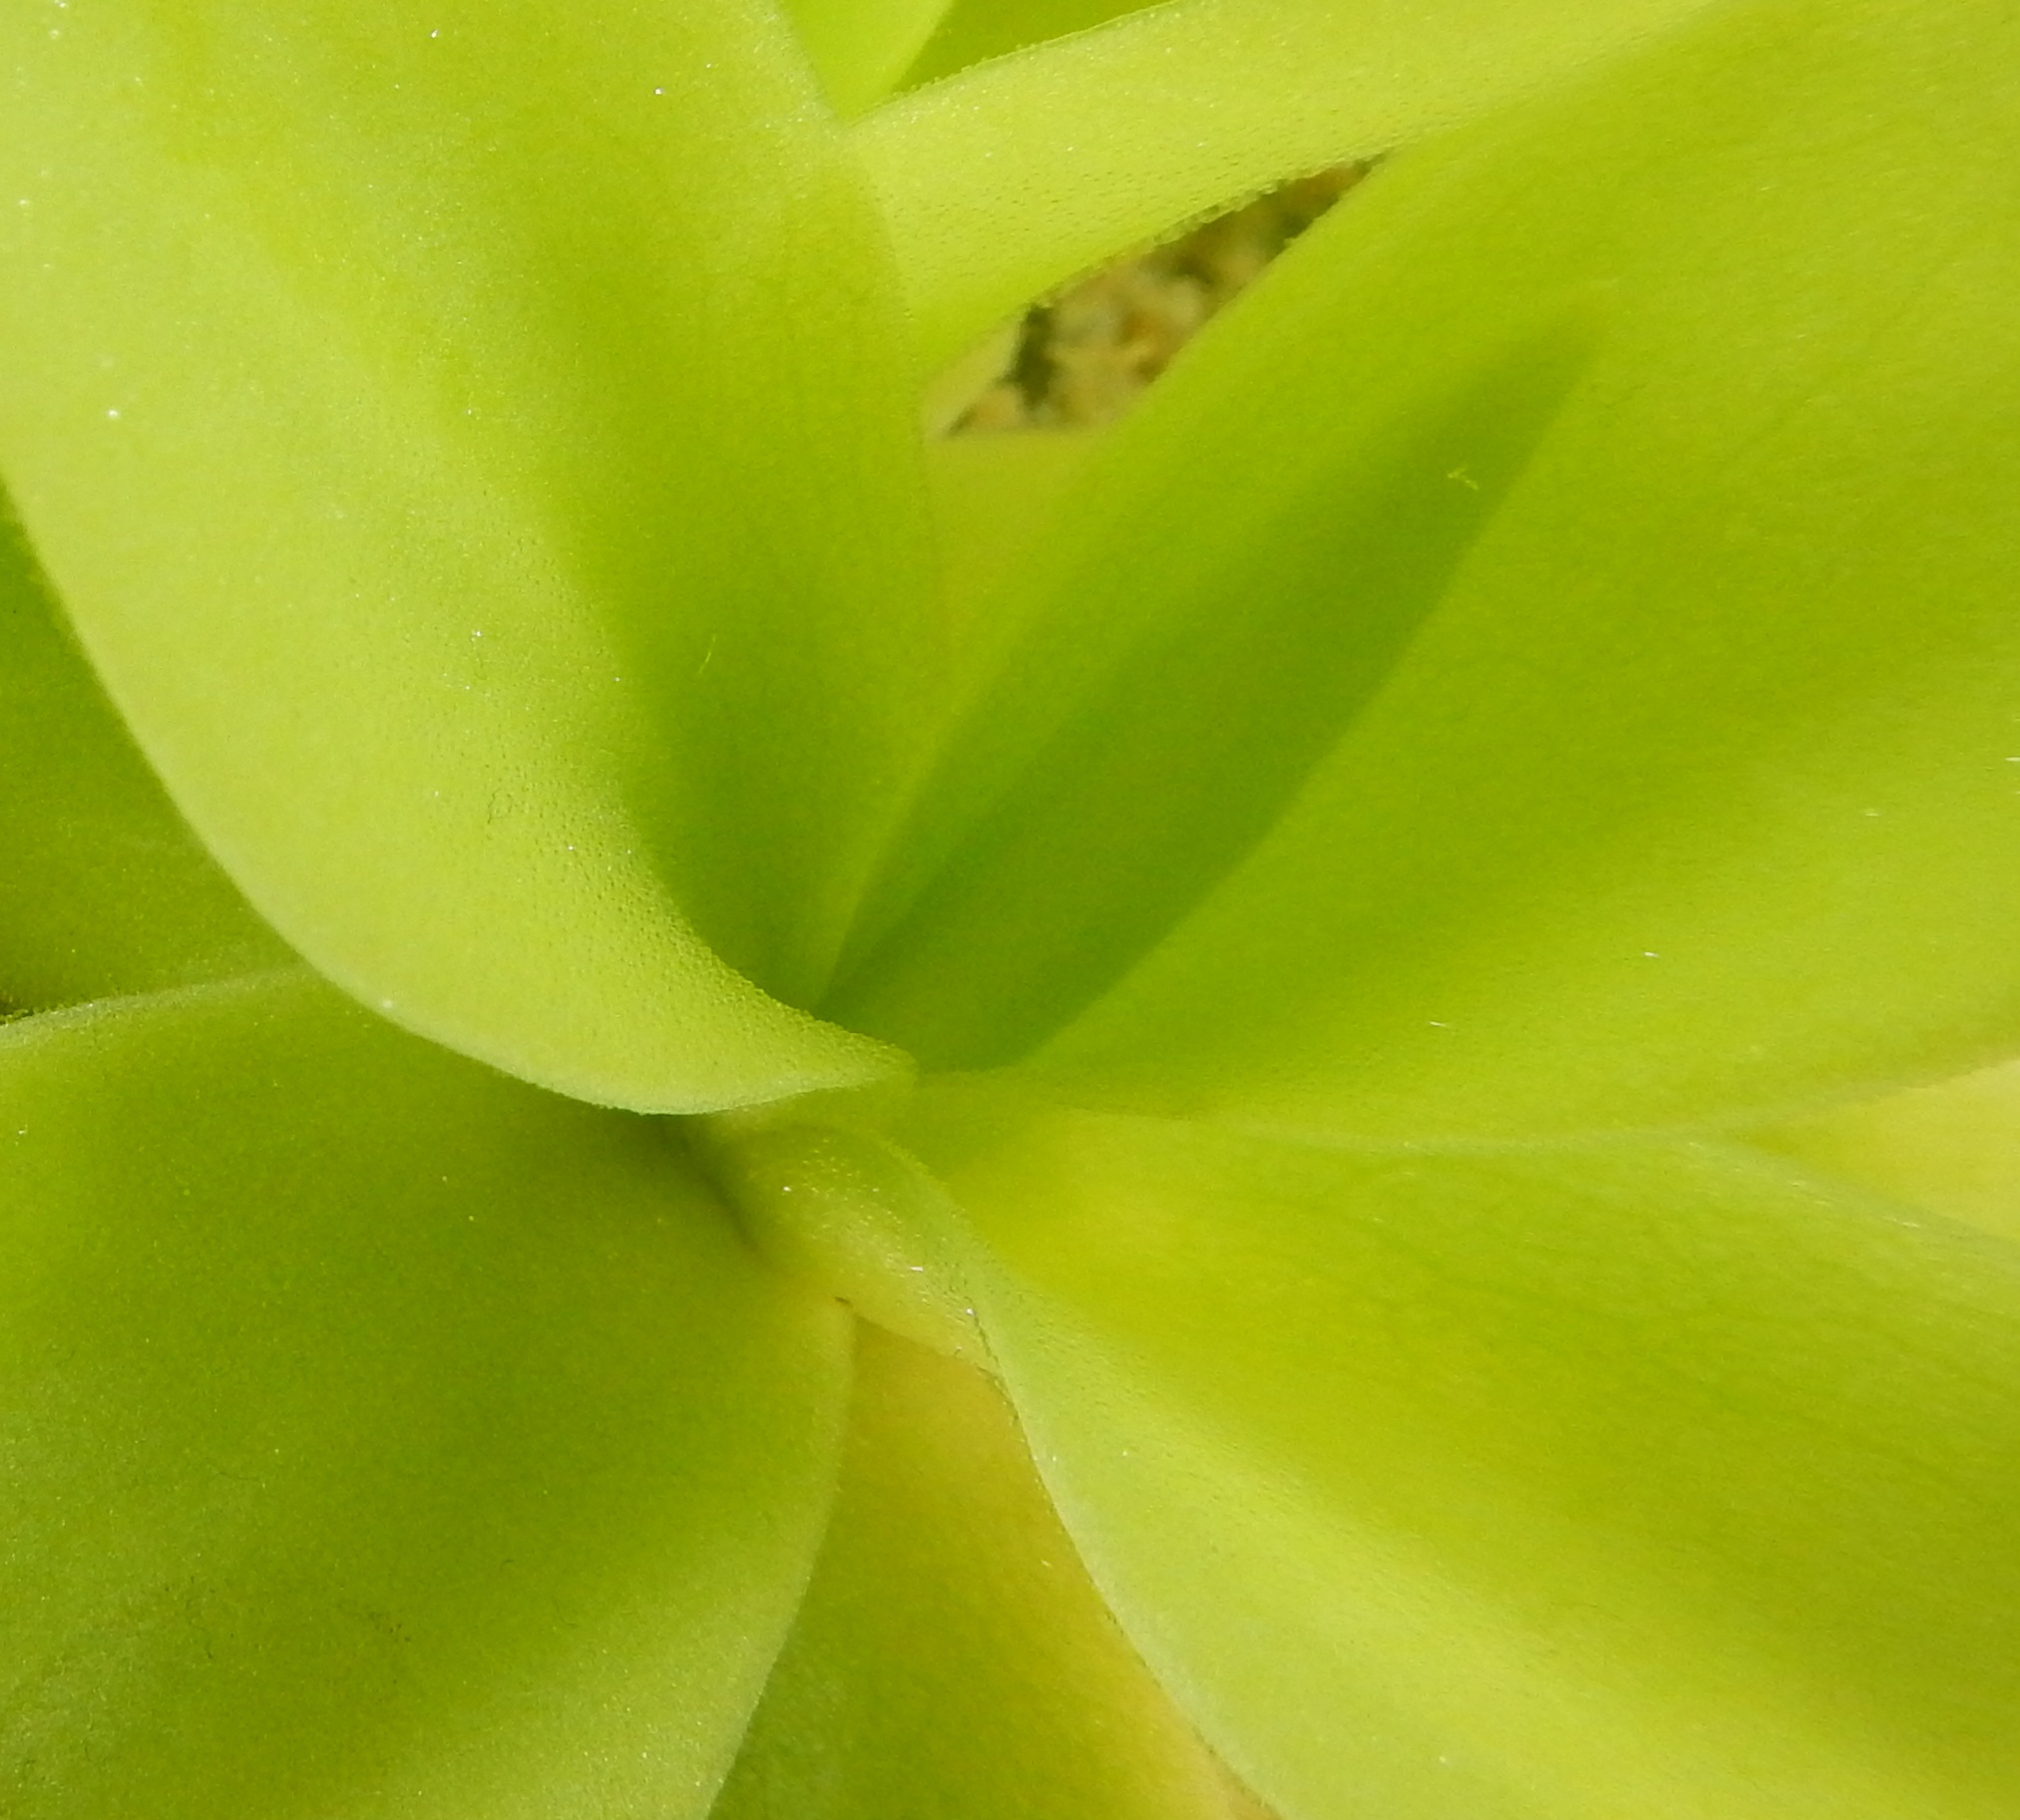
[711,1321,1256,1820]
[0,971,851,1819]
[851,0,2020,1137]
[856,0,1724,370]
[901,1089,2020,1819]
[0,505,288,1010]
[0,0,935,1110]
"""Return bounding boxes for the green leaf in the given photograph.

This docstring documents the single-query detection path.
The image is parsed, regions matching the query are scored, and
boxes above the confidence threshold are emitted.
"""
[901,0,1160,91]
[855,0,1724,371]
[0,502,289,1011]
[827,326,1587,1063]
[0,0,936,1111]
[924,428,1100,694]
[850,0,2020,1137]
[779,0,957,115]
[901,1088,2020,1820]
[0,970,852,1819]
[1757,1060,2020,1250]
[711,1322,1255,1820]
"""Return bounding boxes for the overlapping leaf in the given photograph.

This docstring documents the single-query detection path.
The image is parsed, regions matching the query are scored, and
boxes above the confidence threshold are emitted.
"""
[712,1323,1257,1820]
[778,0,955,114]
[0,971,850,1819]
[856,0,1725,371]
[901,0,1159,90]
[0,0,936,1111]
[836,0,2020,1140]
[6,2,2020,1818]
[897,1085,2020,1819]
[0,505,287,1010]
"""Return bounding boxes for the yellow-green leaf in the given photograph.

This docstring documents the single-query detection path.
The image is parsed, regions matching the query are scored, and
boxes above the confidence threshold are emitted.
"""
[0,971,851,1818]
[857,0,1723,371]
[0,505,288,1010]
[845,0,2020,1138]
[1759,1060,2020,1250]
[711,1321,1254,1820]
[903,1088,2020,1819]
[0,0,935,1111]
[780,0,956,114]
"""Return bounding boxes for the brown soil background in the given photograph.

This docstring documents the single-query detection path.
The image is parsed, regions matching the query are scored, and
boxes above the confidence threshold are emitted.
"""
[937,165,1363,435]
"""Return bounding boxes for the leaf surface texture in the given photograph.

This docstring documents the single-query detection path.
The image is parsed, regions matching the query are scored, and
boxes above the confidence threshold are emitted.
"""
[901,1087,2020,1819]
[0,0,937,1109]
[0,972,851,1818]
[840,0,2020,1140]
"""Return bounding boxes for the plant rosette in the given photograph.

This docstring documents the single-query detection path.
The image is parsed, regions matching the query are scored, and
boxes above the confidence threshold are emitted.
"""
[4,1,2020,1817]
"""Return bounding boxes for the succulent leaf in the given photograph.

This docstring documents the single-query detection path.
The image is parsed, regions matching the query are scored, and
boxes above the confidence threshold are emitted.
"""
[712,1323,1255,1820]
[0,505,288,1010]
[0,0,936,1110]
[856,0,1726,371]
[0,972,850,1818]
[905,1088,2020,1819]
[847,0,2020,1138]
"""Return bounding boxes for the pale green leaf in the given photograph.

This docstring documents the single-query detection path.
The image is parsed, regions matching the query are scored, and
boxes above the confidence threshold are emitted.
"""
[0,503,288,1011]
[855,0,1724,371]
[825,318,1585,1058]
[840,0,2020,1138]
[1758,1060,2020,1249]
[0,0,936,1111]
[711,1322,1254,1820]
[900,1087,2020,1820]
[902,0,1160,90]
[925,429,1100,696]
[780,0,957,115]
[0,970,851,1819]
